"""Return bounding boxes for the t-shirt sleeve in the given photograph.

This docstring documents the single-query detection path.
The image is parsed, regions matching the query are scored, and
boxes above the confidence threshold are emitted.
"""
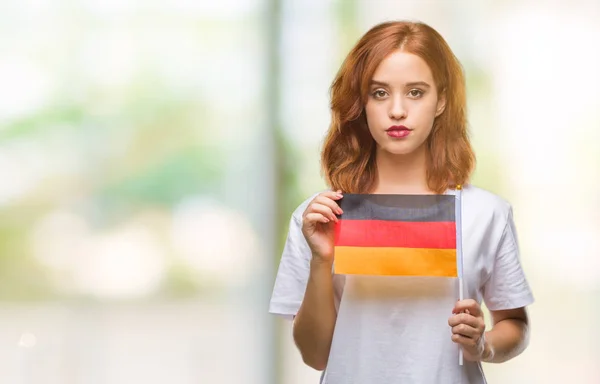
[482,207,535,311]
[269,212,312,320]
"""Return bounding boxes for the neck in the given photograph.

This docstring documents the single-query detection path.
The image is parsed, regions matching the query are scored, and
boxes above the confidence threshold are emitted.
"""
[372,145,432,194]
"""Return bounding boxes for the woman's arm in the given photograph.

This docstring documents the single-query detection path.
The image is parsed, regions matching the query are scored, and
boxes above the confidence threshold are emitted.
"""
[292,259,337,371]
[483,307,530,363]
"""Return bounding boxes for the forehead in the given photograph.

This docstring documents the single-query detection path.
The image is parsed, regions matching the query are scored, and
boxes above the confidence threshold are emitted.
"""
[371,50,435,84]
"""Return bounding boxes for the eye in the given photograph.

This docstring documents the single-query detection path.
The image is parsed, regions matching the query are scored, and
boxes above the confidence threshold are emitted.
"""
[372,89,388,99]
[408,89,424,98]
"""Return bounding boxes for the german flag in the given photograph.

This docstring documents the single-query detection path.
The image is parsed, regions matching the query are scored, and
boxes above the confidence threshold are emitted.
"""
[333,194,457,277]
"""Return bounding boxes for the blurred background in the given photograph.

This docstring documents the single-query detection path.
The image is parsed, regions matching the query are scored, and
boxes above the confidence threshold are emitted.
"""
[0,0,598,383]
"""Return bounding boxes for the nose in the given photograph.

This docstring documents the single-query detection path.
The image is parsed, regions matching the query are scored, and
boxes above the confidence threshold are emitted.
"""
[389,95,407,120]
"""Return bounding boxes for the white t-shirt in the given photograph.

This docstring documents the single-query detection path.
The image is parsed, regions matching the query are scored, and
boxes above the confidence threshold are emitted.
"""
[269,185,534,384]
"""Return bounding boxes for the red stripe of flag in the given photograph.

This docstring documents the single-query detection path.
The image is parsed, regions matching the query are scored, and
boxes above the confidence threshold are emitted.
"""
[334,220,456,249]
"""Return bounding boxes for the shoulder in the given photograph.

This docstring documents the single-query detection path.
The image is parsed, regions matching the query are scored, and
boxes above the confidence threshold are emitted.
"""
[461,184,513,217]
[458,184,515,234]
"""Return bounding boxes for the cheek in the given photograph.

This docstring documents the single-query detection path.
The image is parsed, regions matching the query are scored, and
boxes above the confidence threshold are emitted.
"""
[365,102,389,120]
[364,104,380,129]
[415,101,439,124]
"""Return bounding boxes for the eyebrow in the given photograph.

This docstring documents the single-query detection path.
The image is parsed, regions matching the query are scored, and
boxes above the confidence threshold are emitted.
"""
[370,80,431,88]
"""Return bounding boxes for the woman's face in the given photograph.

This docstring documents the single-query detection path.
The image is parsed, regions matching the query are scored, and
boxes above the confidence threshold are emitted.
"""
[365,50,446,157]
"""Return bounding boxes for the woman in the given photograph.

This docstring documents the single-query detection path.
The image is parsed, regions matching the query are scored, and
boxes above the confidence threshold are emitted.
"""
[269,20,533,383]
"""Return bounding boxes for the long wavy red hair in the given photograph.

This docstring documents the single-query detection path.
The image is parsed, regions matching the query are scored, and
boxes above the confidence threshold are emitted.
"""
[321,21,475,194]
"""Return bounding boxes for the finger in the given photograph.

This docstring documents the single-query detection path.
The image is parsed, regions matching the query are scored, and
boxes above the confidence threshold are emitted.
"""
[448,313,481,328]
[307,202,338,222]
[451,324,479,339]
[453,299,482,317]
[451,334,478,348]
[319,190,344,201]
[303,212,331,225]
[313,195,344,216]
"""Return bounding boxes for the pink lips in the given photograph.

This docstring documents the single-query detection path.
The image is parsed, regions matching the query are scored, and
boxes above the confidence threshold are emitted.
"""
[386,125,411,138]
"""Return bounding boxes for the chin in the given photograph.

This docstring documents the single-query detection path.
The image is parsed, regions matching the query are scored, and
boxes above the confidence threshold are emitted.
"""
[388,149,415,156]
[380,144,417,156]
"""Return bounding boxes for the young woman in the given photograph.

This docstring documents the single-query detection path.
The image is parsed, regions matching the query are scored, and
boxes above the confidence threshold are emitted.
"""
[269,20,534,383]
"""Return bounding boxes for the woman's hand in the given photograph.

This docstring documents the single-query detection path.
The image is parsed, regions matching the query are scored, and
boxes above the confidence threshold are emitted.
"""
[301,190,343,264]
[448,299,492,362]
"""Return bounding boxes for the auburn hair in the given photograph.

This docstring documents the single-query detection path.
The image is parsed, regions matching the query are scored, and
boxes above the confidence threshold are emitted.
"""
[321,21,475,194]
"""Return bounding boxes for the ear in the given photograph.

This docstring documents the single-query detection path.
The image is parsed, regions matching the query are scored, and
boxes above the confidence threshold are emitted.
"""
[435,91,446,117]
